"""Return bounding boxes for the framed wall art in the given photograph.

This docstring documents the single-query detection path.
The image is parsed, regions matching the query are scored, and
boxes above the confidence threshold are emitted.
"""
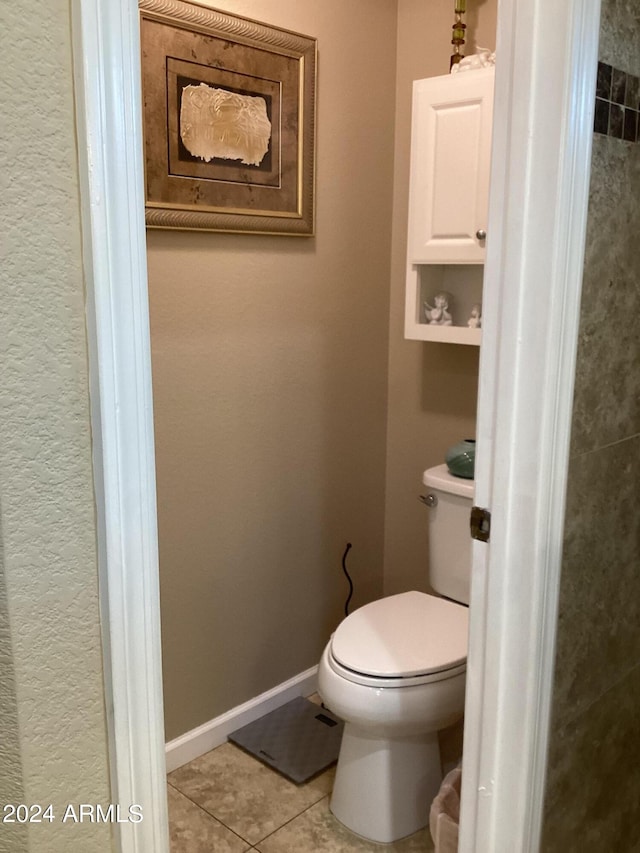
[139,0,317,235]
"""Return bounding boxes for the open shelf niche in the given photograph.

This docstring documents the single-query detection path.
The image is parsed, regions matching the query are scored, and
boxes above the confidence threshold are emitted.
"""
[405,264,484,345]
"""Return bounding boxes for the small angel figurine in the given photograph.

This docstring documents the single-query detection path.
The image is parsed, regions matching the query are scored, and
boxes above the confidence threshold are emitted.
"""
[467,303,482,328]
[424,291,453,325]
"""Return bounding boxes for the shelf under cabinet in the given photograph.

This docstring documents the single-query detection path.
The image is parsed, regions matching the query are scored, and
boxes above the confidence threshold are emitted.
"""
[405,263,484,346]
[408,323,481,345]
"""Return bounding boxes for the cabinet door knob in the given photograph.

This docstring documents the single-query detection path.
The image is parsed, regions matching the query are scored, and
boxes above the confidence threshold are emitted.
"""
[476,229,487,240]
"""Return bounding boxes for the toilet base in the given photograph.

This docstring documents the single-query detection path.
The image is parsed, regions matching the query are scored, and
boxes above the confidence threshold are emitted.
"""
[329,723,442,843]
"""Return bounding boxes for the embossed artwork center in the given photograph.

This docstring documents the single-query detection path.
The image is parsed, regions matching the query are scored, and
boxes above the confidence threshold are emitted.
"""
[180,83,272,166]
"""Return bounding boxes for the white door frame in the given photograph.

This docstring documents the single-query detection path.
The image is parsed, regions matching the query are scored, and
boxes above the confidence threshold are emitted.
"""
[71,0,600,851]
[72,1,169,851]
[459,1,601,850]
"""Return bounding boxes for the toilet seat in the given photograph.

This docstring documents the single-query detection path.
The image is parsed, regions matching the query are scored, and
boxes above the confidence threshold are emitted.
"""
[329,590,468,687]
[327,649,466,688]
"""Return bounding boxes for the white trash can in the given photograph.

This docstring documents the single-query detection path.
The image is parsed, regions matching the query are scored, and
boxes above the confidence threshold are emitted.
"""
[429,765,462,853]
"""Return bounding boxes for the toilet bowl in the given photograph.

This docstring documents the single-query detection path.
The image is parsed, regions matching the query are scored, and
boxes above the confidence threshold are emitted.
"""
[318,590,468,843]
[318,464,474,844]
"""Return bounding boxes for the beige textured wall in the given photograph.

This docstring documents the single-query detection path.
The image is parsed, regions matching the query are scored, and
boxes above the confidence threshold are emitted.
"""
[383,0,497,595]
[148,0,397,740]
[0,535,26,853]
[0,2,112,851]
[542,2,640,848]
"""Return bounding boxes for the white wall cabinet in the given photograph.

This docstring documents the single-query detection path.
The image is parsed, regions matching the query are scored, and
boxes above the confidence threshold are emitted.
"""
[405,68,494,344]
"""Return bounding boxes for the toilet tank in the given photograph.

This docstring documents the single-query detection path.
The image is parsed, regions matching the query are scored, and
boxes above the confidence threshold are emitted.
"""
[423,464,474,605]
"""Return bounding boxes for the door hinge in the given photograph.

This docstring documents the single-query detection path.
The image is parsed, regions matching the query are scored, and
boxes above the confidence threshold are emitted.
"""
[470,506,491,542]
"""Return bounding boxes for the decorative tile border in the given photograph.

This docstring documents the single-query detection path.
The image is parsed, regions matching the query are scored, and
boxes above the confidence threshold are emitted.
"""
[594,61,640,141]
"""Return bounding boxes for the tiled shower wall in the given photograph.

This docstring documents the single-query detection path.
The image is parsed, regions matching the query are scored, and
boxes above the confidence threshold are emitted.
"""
[541,2,640,849]
[594,61,640,140]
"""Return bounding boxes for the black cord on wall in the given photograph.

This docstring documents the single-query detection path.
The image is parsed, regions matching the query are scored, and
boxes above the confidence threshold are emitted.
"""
[341,542,353,617]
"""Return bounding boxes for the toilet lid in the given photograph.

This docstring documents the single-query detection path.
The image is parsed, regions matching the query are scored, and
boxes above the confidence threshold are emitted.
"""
[331,591,468,678]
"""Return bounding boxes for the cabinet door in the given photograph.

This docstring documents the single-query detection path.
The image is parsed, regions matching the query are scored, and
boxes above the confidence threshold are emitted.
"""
[408,68,494,264]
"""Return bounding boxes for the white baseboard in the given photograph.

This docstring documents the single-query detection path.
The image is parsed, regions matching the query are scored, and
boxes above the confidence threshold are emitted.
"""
[165,665,319,773]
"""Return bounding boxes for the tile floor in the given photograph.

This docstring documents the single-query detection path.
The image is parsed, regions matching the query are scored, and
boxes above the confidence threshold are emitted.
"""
[167,695,462,852]
[168,741,434,852]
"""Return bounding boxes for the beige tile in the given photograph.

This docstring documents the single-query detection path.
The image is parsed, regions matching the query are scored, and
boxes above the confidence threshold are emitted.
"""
[551,436,640,727]
[543,663,640,852]
[569,135,640,455]
[167,784,250,853]
[255,796,434,852]
[598,0,640,71]
[169,742,334,845]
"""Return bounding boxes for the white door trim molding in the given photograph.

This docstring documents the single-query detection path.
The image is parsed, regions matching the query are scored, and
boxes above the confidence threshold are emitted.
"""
[460,1,601,851]
[72,1,169,851]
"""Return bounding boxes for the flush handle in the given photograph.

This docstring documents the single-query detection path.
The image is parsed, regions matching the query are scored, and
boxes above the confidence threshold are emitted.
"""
[419,493,438,508]
[470,506,491,542]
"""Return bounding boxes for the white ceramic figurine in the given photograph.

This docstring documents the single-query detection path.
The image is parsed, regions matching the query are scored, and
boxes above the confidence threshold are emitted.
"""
[424,292,453,325]
[467,303,482,328]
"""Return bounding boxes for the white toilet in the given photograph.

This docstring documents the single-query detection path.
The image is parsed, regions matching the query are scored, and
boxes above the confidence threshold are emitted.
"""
[318,463,474,844]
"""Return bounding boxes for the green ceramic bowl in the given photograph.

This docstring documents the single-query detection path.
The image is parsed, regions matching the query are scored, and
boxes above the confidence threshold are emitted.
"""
[445,439,476,479]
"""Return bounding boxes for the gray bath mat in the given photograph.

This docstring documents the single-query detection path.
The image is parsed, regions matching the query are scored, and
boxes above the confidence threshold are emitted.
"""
[228,696,343,784]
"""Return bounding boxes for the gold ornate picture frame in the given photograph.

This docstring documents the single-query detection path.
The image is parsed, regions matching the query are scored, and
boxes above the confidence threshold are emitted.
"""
[139,0,317,235]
